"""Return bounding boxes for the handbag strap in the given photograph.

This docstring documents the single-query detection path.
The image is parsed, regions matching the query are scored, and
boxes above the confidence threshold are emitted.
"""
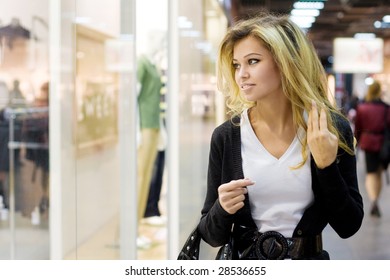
[177,225,235,260]
[177,227,202,260]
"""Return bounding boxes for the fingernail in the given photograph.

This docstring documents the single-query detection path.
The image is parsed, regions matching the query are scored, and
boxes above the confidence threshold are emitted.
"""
[244,178,255,184]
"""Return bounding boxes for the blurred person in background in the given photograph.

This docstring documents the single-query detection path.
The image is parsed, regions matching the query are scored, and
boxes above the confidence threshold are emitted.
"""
[355,80,390,218]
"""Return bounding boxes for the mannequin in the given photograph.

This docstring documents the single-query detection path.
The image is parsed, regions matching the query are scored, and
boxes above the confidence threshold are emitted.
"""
[0,81,9,110]
[142,117,167,226]
[8,79,26,108]
[142,49,167,226]
[136,53,163,248]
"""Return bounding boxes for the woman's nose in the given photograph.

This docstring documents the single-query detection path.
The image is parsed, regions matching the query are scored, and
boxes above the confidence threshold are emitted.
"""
[238,66,249,78]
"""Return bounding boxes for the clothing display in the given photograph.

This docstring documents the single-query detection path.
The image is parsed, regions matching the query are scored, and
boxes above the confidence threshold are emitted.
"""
[0,18,32,69]
[0,18,31,49]
[143,117,167,220]
[137,55,162,130]
[136,55,162,222]
[144,150,165,218]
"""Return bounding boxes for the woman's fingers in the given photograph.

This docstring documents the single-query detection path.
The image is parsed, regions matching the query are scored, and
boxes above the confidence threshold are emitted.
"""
[310,101,318,131]
[307,101,338,169]
[319,107,328,131]
[220,178,252,191]
[218,179,254,214]
[222,194,246,213]
[309,101,328,132]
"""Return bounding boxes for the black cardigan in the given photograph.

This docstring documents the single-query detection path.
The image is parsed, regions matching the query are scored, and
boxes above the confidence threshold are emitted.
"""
[198,114,364,251]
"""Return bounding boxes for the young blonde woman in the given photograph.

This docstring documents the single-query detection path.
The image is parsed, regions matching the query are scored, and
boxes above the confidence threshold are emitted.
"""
[198,13,363,260]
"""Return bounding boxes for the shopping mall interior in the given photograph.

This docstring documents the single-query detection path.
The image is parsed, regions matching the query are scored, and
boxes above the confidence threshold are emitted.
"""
[0,0,390,260]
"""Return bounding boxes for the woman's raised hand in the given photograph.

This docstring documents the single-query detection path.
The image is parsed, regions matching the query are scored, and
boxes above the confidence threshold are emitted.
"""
[307,101,338,169]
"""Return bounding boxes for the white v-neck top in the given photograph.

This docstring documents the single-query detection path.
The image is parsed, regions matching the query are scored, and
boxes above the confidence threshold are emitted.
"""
[241,109,314,237]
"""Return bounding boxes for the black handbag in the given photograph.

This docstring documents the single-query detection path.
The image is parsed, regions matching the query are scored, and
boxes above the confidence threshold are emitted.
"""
[177,226,234,260]
[215,236,234,260]
[177,227,202,260]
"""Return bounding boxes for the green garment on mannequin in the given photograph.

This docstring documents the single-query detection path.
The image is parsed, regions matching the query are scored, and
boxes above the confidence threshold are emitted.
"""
[137,55,162,129]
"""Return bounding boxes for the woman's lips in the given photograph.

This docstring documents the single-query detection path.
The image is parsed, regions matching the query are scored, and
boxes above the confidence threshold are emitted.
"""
[241,83,255,90]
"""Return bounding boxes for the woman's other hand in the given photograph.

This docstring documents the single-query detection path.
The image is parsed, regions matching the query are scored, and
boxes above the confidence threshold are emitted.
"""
[307,101,338,169]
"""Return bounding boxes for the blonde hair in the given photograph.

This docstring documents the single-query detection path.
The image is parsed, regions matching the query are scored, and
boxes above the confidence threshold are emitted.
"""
[216,13,353,167]
[365,80,382,102]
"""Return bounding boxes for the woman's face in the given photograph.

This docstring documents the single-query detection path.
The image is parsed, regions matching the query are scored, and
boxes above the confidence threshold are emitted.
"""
[233,36,283,102]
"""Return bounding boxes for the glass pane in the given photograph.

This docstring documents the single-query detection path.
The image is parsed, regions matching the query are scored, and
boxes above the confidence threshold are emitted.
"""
[177,0,227,259]
[0,0,50,259]
[136,0,168,260]
[71,0,124,260]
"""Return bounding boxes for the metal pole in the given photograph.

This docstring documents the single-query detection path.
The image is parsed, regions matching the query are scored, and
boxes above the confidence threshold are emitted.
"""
[167,0,180,259]
[119,0,138,259]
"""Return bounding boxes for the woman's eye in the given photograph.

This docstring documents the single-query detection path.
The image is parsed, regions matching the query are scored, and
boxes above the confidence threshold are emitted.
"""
[232,63,240,69]
[248,59,259,65]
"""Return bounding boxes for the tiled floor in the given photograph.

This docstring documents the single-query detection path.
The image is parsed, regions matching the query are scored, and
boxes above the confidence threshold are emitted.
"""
[63,215,167,260]
[321,149,390,260]
[0,158,50,260]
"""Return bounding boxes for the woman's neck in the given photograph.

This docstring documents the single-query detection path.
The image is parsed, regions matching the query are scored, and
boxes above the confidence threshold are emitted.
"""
[250,100,293,133]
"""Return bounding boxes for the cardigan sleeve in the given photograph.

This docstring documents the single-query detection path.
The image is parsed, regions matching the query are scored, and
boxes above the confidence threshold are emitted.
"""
[198,123,236,247]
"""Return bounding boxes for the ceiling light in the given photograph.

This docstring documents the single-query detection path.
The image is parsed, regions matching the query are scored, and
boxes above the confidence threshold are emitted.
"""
[365,77,374,85]
[354,33,376,39]
[383,15,390,23]
[290,16,316,24]
[293,2,324,10]
[290,17,313,28]
[295,22,312,29]
[374,21,390,29]
[178,16,193,29]
[74,17,91,24]
[291,9,320,17]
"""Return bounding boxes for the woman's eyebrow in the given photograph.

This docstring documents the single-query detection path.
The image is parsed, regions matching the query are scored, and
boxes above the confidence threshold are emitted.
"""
[233,52,263,61]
